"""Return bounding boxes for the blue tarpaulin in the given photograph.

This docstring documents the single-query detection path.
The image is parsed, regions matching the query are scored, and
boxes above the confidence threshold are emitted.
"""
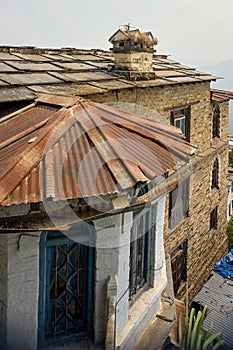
[213,249,233,278]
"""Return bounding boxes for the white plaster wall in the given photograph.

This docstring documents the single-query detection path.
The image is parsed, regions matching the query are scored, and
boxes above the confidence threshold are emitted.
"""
[116,195,167,350]
[150,195,166,286]
[0,235,8,345]
[93,212,133,343]
[5,232,41,350]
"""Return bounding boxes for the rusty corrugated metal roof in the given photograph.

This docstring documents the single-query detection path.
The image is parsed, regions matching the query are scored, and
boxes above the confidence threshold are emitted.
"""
[0,93,194,206]
[211,89,233,102]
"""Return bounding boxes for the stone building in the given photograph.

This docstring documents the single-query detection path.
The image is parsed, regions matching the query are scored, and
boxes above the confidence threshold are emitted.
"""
[0,26,232,349]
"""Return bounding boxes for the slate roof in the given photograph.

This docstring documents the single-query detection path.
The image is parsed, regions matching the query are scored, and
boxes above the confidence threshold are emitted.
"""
[211,89,233,102]
[0,47,219,103]
[0,93,194,207]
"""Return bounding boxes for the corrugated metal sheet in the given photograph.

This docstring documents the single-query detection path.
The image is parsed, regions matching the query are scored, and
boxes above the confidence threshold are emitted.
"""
[35,93,80,107]
[193,272,233,349]
[0,105,56,148]
[211,89,233,102]
[0,94,193,206]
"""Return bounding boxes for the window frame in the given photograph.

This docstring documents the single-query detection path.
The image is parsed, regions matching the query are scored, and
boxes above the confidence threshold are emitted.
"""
[38,229,94,347]
[211,157,219,189]
[212,102,220,139]
[170,106,191,141]
[129,209,151,299]
[210,206,218,230]
[168,178,190,230]
[171,239,187,296]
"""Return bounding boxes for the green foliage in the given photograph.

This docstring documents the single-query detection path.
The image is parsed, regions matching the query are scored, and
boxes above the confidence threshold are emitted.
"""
[227,217,233,250]
[177,284,224,350]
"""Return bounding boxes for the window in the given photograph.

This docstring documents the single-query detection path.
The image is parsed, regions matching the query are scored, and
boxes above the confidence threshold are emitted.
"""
[212,102,220,138]
[210,206,218,230]
[168,178,190,230]
[39,230,94,346]
[170,106,191,141]
[211,157,219,189]
[129,210,151,299]
[171,240,187,296]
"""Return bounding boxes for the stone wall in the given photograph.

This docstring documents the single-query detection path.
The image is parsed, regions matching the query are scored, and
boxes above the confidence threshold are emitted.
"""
[87,82,229,300]
[88,81,213,153]
[164,141,228,299]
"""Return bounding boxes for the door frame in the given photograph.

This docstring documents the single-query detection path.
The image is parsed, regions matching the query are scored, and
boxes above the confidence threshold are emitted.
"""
[38,228,94,348]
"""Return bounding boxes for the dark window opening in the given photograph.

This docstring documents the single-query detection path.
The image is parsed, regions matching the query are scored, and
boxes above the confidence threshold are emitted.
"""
[171,240,187,296]
[129,210,151,299]
[211,157,219,189]
[212,102,220,139]
[119,41,125,47]
[0,100,33,119]
[168,178,190,230]
[210,206,218,230]
[170,106,191,141]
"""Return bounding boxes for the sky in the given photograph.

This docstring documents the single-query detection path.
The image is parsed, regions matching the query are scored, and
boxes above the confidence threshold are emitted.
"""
[0,0,233,66]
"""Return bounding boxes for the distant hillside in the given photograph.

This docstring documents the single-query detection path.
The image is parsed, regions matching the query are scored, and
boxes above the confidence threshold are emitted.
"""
[199,60,233,134]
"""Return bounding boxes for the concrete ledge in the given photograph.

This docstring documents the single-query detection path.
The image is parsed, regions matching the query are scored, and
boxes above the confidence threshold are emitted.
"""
[132,255,176,350]
[116,263,167,350]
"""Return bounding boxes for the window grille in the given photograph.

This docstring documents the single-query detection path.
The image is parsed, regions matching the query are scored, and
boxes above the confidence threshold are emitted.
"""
[39,231,94,346]
[171,240,187,295]
[129,210,151,298]
[212,102,220,138]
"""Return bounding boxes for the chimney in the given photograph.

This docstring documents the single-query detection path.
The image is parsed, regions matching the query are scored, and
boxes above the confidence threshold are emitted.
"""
[109,26,158,80]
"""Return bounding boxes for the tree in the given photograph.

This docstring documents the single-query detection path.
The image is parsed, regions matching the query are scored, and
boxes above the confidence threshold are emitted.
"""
[227,217,233,250]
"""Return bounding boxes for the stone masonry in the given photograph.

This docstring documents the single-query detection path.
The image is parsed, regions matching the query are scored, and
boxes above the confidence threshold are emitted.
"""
[86,81,229,300]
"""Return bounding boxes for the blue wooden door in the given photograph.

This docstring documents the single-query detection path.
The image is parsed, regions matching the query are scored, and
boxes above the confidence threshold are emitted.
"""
[38,231,94,347]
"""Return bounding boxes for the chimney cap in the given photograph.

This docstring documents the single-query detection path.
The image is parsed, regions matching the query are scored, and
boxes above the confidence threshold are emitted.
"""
[109,26,158,46]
